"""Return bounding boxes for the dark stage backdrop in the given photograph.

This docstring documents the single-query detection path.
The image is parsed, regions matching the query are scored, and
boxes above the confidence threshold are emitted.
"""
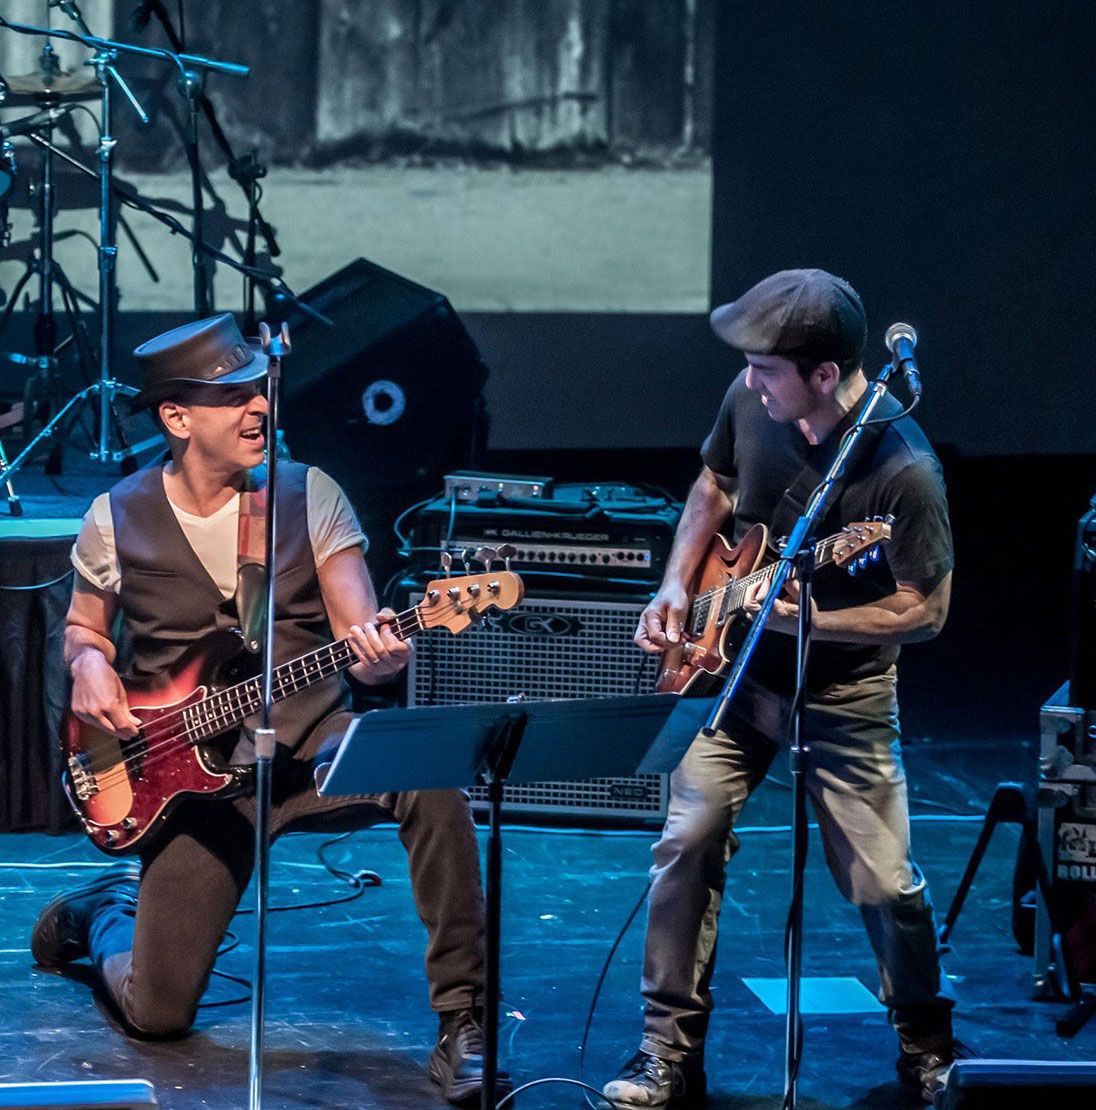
[710,0,1096,456]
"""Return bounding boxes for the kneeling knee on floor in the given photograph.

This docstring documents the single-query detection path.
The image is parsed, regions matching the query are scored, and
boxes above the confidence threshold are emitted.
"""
[124,990,199,1039]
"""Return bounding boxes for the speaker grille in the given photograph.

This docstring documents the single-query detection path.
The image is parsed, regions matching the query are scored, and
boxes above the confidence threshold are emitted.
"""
[407,592,668,823]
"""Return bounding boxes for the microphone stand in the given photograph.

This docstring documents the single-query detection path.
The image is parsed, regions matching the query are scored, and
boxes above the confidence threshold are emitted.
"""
[701,358,903,1110]
[136,0,281,328]
[16,134,329,323]
[250,320,290,1110]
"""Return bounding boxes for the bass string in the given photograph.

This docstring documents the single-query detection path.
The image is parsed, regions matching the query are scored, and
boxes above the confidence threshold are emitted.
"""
[84,597,471,790]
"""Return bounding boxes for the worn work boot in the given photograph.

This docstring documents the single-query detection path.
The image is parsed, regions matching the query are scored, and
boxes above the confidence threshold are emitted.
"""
[428,1008,513,1106]
[896,1040,970,1104]
[30,862,140,968]
[602,1050,707,1108]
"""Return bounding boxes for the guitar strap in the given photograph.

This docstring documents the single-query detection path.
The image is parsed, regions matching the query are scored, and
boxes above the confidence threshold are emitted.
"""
[769,415,886,547]
[235,468,268,652]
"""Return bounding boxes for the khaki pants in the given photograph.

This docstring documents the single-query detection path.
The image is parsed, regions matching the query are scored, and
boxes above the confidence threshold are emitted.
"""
[639,669,953,1062]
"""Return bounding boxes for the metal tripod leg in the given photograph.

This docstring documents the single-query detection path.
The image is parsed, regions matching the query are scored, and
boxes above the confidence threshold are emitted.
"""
[938,781,1091,1018]
[0,434,22,515]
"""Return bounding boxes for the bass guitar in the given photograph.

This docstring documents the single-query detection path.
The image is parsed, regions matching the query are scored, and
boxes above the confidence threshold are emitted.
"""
[64,566,524,855]
[656,519,891,695]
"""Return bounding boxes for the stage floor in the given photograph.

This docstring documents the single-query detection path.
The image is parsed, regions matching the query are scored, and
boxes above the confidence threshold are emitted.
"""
[2,737,1094,1109]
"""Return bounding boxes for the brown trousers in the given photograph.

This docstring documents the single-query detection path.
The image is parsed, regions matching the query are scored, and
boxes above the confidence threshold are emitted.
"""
[87,710,486,1037]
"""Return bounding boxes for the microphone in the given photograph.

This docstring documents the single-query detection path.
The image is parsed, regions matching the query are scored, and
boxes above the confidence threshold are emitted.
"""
[884,322,922,400]
[0,105,71,140]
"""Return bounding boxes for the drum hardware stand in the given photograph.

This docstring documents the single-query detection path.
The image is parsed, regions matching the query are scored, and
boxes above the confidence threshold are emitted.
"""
[133,0,282,326]
[0,94,98,480]
[0,14,250,510]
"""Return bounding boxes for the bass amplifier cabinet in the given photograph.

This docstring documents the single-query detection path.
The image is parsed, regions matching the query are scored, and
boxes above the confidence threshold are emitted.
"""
[404,589,668,825]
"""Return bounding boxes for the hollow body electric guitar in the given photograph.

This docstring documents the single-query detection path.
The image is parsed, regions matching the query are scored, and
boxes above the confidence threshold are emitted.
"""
[65,567,524,855]
[656,520,892,695]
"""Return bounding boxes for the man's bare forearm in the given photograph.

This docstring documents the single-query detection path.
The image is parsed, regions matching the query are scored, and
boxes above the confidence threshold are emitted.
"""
[768,575,952,646]
[661,468,735,590]
[64,623,117,670]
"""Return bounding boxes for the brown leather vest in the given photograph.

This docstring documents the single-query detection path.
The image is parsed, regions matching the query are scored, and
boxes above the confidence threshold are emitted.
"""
[109,462,348,753]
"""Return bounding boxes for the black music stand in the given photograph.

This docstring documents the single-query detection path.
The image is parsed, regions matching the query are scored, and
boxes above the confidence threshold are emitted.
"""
[319,692,715,1110]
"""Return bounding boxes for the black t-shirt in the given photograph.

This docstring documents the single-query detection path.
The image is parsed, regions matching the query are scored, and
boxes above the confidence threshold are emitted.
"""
[700,370,954,695]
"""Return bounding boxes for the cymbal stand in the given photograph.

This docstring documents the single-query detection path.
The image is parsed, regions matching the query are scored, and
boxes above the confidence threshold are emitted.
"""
[0,95,99,471]
[0,13,250,508]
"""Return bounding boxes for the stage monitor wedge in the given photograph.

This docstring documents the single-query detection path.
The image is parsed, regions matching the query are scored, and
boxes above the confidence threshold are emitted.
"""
[939,1060,1096,1109]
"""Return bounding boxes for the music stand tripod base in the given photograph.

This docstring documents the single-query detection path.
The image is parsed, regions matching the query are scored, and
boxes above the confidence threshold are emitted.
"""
[319,692,710,1110]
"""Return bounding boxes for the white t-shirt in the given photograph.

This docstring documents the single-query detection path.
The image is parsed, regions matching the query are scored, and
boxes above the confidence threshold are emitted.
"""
[71,467,367,599]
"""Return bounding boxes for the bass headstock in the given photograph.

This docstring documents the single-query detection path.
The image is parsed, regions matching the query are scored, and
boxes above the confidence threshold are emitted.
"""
[418,571,525,634]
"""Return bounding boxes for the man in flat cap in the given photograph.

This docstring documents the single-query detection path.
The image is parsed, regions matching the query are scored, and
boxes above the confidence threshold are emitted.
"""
[603,270,958,1106]
[29,314,504,1106]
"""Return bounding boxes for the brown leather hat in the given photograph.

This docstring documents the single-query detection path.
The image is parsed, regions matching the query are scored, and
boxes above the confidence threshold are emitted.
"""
[130,313,269,412]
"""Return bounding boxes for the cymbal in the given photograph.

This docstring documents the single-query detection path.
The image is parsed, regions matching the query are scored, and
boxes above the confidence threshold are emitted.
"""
[1,71,99,107]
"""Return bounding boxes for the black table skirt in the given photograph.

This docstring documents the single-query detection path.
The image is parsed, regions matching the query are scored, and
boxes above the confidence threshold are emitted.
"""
[0,535,73,832]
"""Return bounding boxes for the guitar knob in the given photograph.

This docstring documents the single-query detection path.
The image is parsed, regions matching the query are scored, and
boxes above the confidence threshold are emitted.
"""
[121,817,137,830]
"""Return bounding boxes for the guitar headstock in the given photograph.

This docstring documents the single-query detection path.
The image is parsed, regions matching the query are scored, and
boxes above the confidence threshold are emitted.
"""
[832,518,893,574]
[418,571,525,634]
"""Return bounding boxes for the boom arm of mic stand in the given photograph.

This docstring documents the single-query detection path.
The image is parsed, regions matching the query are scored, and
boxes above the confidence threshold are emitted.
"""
[56,0,151,124]
[141,0,281,259]
[0,17,248,79]
[25,133,330,326]
[702,363,901,738]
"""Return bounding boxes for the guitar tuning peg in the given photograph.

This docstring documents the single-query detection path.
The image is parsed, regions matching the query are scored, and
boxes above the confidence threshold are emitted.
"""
[474,545,497,570]
[458,548,474,573]
[884,513,896,525]
[847,560,858,576]
[496,543,516,571]
[439,551,452,578]
[870,545,881,562]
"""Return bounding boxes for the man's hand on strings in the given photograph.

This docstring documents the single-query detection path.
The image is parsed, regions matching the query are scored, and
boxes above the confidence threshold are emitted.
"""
[70,650,142,739]
[347,609,412,682]
[635,583,690,654]
[742,577,817,635]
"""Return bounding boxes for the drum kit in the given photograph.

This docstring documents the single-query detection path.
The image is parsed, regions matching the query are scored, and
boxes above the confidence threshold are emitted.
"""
[0,2,322,515]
